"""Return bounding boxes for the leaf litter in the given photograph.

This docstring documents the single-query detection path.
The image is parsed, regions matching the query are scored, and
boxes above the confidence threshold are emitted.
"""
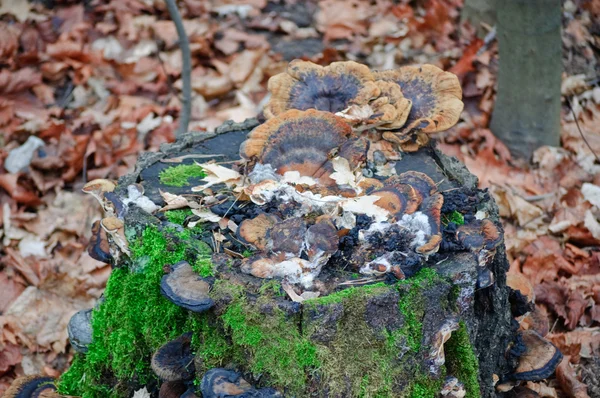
[0,0,599,396]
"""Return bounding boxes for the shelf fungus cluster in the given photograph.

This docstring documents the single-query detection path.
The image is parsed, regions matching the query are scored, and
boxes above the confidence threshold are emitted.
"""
[264,60,463,152]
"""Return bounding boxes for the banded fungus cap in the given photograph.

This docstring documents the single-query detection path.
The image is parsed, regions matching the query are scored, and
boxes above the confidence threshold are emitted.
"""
[200,368,281,398]
[237,213,280,251]
[457,219,502,252]
[508,330,563,382]
[396,171,437,198]
[369,80,413,129]
[159,381,188,398]
[160,261,214,313]
[82,178,116,204]
[269,217,307,257]
[4,375,56,398]
[240,109,360,189]
[372,176,422,218]
[88,220,112,264]
[151,332,195,382]
[415,193,444,255]
[374,64,463,137]
[506,273,535,304]
[264,60,380,118]
[67,308,93,354]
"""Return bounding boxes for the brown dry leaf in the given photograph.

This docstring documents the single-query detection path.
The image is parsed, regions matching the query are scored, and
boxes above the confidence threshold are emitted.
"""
[0,342,21,375]
[22,191,101,241]
[1,286,94,353]
[521,237,580,284]
[556,356,591,398]
[315,0,372,41]
[0,68,43,94]
[0,273,26,313]
[547,329,600,362]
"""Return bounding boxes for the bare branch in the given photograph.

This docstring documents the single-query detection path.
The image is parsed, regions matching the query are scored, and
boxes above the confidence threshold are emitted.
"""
[164,0,192,137]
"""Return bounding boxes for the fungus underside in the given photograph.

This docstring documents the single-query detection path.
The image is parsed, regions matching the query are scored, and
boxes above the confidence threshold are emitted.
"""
[159,164,206,187]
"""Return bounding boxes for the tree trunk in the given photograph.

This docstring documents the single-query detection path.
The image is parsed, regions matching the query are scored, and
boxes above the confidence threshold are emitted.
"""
[60,121,525,397]
[461,0,496,37]
[490,0,562,160]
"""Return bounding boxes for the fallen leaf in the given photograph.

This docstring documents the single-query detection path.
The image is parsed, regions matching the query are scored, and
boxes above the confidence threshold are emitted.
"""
[556,356,591,398]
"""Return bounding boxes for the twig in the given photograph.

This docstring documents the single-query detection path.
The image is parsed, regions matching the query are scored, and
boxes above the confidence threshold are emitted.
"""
[565,96,600,164]
[165,0,192,138]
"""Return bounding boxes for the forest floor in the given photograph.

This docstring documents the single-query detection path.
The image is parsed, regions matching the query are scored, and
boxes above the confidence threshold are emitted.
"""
[1,0,599,396]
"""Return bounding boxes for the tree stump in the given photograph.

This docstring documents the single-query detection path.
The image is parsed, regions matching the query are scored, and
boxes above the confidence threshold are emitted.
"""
[52,117,545,398]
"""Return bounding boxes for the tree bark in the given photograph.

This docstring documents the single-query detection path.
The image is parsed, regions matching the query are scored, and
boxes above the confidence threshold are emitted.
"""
[461,0,496,37]
[489,0,562,160]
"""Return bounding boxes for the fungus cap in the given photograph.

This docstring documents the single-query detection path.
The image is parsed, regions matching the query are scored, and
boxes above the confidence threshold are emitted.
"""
[88,220,112,264]
[67,308,93,354]
[240,110,358,190]
[82,178,115,197]
[270,217,307,257]
[509,330,563,381]
[100,216,124,233]
[160,261,214,313]
[237,213,279,251]
[457,219,502,252]
[506,273,535,304]
[200,368,281,398]
[415,193,444,255]
[264,60,380,118]
[159,380,188,398]
[369,80,413,129]
[372,176,422,218]
[396,171,437,198]
[4,376,56,398]
[374,64,463,137]
[151,332,195,382]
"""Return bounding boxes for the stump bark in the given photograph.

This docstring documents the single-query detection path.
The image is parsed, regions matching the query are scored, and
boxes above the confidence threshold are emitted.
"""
[60,119,517,398]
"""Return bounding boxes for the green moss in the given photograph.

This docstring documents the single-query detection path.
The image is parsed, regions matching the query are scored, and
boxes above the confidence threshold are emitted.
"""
[164,209,193,225]
[442,211,465,226]
[304,268,442,397]
[159,164,206,187]
[445,322,481,398]
[409,375,445,398]
[58,226,214,397]
[212,281,319,394]
[258,280,284,296]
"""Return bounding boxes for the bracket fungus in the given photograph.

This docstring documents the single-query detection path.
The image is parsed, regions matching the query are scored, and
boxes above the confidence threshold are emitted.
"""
[200,368,281,398]
[375,64,463,137]
[240,109,365,194]
[507,330,563,382]
[67,308,93,354]
[160,261,214,313]
[264,60,380,118]
[88,220,112,264]
[151,332,195,382]
[4,375,56,398]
